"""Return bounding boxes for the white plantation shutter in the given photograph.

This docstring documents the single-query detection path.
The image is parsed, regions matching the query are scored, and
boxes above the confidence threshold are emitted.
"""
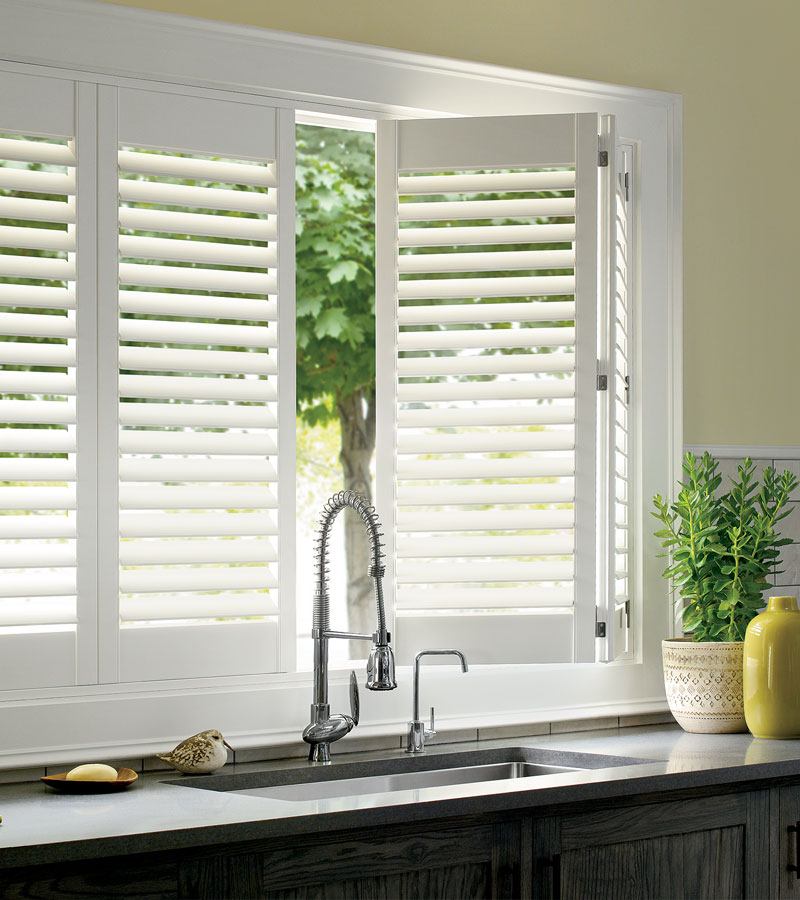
[609,144,633,658]
[115,90,291,682]
[376,114,604,664]
[0,74,93,689]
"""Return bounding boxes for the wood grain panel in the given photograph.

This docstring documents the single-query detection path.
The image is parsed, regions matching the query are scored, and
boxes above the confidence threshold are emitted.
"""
[0,858,176,899]
[778,785,800,899]
[178,852,262,899]
[262,863,492,900]
[744,789,771,900]
[260,824,493,891]
[559,793,748,848]
[560,826,744,900]
[491,820,521,899]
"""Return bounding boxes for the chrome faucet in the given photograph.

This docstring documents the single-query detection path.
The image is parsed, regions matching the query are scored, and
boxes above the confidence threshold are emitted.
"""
[302,491,397,763]
[406,649,468,753]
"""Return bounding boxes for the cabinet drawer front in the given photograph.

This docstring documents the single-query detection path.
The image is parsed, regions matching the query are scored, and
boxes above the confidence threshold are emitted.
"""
[559,793,749,848]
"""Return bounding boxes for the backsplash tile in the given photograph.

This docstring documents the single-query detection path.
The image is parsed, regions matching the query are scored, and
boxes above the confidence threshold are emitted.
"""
[0,767,46,785]
[551,716,619,734]
[618,712,675,728]
[428,727,479,745]
[477,722,550,741]
[776,545,800,587]
[233,743,309,765]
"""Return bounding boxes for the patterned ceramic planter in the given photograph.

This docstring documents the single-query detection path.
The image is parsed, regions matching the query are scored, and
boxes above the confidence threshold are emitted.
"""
[661,638,746,734]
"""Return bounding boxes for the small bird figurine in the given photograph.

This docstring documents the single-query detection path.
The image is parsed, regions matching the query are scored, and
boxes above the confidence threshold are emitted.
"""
[156,729,233,775]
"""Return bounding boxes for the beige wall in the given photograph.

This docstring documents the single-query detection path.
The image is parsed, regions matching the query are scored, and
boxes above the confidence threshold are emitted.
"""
[97,0,800,446]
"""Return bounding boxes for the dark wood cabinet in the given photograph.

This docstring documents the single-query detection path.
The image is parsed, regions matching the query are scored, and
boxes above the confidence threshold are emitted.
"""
[178,819,524,900]
[531,791,771,900]
[0,783,796,899]
[776,785,800,899]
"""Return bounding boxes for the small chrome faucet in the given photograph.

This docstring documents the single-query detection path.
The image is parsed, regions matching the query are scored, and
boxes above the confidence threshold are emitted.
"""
[302,491,397,764]
[406,649,468,753]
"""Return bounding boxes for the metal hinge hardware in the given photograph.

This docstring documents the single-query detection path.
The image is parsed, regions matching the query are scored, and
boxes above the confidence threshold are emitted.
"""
[597,359,608,391]
[624,171,630,202]
[624,374,630,404]
[595,621,607,638]
[598,136,609,167]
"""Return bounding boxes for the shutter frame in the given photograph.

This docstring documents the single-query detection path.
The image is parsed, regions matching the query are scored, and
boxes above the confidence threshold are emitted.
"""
[0,72,85,689]
[377,112,606,666]
[113,89,285,682]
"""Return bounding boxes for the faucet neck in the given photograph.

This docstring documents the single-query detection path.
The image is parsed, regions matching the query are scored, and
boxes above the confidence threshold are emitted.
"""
[312,490,387,639]
[412,649,469,722]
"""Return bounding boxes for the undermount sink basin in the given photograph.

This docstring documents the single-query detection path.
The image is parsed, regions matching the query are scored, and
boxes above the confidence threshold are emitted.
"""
[166,746,652,803]
[232,761,576,802]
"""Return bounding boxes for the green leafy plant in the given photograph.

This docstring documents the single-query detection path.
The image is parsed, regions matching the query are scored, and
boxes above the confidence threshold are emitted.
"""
[652,452,798,642]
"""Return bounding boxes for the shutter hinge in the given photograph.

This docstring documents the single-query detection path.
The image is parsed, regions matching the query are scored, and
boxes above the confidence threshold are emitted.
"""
[597,360,608,391]
[597,135,609,167]
[624,171,630,202]
[625,600,631,629]
[595,621,607,638]
[624,374,630,404]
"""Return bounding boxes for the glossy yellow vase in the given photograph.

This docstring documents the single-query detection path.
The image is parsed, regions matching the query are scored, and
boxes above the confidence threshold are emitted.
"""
[743,596,800,739]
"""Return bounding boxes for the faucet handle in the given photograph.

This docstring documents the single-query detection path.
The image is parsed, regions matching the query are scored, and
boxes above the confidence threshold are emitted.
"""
[426,706,436,739]
[349,670,360,727]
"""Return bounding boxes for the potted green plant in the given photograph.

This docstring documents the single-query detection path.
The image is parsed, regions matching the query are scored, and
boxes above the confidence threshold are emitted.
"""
[652,452,797,733]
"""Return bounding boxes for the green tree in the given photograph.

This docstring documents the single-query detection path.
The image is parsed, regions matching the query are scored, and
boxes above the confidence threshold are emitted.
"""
[295,125,377,640]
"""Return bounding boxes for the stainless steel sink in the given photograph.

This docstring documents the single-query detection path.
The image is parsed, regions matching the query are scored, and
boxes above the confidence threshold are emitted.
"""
[231,761,576,802]
[166,746,654,803]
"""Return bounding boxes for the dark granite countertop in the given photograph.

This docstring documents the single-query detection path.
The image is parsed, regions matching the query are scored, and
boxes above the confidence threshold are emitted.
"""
[2,724,800,869]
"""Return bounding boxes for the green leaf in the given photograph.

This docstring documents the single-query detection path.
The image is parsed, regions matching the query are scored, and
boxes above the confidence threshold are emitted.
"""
[314,307,349,339]
[327,260,359,284]
[296,294,324,317]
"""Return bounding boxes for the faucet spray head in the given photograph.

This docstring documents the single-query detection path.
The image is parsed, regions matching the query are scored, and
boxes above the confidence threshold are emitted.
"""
[366,637,397,691]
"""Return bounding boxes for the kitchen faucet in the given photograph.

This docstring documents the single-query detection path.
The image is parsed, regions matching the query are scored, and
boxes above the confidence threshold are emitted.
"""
[302,491,397,763]
[406,649,468,753]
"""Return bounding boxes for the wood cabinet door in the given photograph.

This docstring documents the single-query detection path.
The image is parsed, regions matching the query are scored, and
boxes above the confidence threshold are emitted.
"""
[532,791,770,900]
[178,819,526,900]
[776,784,800,899]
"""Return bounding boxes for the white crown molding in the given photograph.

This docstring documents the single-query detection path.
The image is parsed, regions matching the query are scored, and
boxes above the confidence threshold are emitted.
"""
[684,445,800,460]
[0,0,681,116]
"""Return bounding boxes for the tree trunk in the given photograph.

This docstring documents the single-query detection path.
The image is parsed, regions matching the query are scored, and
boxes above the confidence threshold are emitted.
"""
[336,387,376,658]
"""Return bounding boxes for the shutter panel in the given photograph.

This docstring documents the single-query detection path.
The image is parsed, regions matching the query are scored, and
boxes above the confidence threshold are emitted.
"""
[595,127,633,664]
[0,75,82,689]
[377,114,602,665]
[115,92,285,682]
[611,144,633,658]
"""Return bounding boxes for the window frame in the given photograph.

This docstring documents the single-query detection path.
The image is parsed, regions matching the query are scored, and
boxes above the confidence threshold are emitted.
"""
[0,0,681,769]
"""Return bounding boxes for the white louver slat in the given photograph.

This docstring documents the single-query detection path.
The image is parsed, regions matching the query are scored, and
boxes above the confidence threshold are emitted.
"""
[0,126,80,677]
[377,113,602,665]
[116,124,283,681]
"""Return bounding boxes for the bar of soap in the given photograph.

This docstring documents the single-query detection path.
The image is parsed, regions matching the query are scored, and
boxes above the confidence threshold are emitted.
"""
[65,764,118,782]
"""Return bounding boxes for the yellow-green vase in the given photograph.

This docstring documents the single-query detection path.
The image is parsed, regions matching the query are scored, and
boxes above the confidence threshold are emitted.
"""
[743,595,800,739]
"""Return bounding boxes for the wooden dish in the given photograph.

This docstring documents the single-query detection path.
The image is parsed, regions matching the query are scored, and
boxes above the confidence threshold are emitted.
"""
[41,768,138,793]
